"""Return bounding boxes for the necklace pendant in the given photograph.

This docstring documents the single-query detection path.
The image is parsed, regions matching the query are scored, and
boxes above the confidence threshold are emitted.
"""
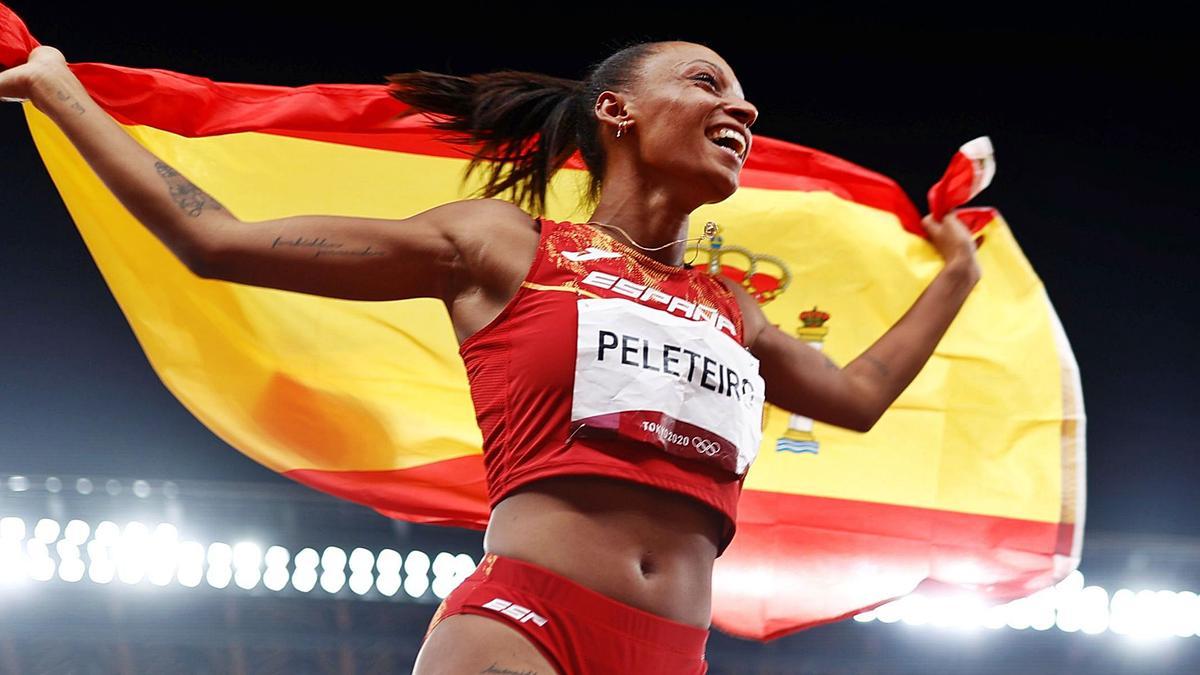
[703,221,719,239]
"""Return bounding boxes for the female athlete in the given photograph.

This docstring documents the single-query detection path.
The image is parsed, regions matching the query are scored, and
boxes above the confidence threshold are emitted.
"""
[2,40,981,674]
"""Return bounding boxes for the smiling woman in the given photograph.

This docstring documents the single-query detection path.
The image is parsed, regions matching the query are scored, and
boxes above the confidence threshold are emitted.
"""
[3,15,1023,671]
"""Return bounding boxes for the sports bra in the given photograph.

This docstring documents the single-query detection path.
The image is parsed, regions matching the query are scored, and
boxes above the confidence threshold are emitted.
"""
[459,217,765,555]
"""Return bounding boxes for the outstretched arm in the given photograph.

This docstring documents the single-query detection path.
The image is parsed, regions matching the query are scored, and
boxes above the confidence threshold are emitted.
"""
[4,47,535,303]
[735,210,982,432]
[11,47,226,272]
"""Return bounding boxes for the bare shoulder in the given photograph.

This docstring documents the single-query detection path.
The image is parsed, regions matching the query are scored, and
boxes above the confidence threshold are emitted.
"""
[428,198,539,244]
[714,274,768,350]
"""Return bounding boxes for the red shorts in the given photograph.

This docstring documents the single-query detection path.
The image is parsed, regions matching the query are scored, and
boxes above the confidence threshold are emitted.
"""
[424,553,710,674]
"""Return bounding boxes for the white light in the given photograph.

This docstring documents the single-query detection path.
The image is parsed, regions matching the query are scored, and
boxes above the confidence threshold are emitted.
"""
[132,480,152,498]
[898,594,931,626]
[1079,586,1111,635]
[232,542,263,571]
[376,572,401,597]
[320,570,346,594]
[178,563,203,588]
[321,546,347,572]
[0,517,26,541]
[58,557,85,583]
[207,542,233,567]
[875,600,903,624]
[94,521,120,545]
[206,564,232,589]
[404,572,430,598]
[177,541,205,588]
[432,551,456,578]
[294,548,319,571]
[853,611,877,622]
[55,540,80,561]
[265,546,290,569]
[376,549,402,575]
[1110,589,1136,635]
[152,523,179,544]
[88,558,115,584]
[6,476,30,492]
[349,572,374,595]
[405,550,431,576]
[0,539,28,585]
[292,567,317,593]
[263,566,289,591]
[64,520,91,545]
[349,548,374,574]
[33,519,61,544]
[1175,591,1198,638]
[75,478,93,495]
[234,566,261,590]
[454,554,477,578]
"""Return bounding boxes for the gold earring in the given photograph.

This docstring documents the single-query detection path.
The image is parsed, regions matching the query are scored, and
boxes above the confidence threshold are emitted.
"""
[616,120,630,138]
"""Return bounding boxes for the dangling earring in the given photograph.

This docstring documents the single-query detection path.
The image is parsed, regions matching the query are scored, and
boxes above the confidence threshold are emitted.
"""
[616,119,631,139]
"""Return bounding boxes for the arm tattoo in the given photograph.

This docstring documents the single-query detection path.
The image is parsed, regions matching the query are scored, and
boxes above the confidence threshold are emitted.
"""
[861,354,891,378]
[52,87,86,116]
[481,665,539,675]
[270,235,387,259]
[154,161,225,217]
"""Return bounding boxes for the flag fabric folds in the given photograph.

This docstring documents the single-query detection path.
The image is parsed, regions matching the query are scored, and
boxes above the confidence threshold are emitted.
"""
[1,3,1084,641]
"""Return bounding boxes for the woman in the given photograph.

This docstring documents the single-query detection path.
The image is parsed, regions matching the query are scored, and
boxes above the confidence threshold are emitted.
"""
[2,41,980,674]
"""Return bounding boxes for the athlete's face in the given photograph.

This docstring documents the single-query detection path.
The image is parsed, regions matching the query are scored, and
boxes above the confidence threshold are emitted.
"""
[615,42,758,204]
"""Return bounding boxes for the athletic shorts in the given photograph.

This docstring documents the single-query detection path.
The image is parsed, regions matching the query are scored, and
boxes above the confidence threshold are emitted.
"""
[424,552,710,674]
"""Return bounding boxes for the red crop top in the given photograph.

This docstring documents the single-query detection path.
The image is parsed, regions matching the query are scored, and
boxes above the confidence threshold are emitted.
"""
[459,217,764,555]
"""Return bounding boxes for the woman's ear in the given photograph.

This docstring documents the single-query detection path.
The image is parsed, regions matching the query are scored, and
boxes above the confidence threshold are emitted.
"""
[594,90,631,135]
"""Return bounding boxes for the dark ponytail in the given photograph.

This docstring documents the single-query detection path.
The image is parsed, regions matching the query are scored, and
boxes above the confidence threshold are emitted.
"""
[384,42,661,214]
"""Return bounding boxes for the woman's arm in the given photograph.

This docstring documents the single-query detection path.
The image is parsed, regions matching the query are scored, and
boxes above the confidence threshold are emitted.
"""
[738,210,982,432]
[8,47,533,302]
[23,53,226,272]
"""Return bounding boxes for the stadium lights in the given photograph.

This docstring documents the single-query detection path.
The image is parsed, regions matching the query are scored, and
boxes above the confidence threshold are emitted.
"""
[853,570,1200,640]
[8,511,1198,641]
[0,514,477,602]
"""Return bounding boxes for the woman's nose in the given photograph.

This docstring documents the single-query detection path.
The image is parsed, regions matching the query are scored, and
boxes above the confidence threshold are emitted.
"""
[727,99,758,128]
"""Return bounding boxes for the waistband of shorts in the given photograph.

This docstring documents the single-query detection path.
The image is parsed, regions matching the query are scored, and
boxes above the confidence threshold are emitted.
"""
[477,553,709,656]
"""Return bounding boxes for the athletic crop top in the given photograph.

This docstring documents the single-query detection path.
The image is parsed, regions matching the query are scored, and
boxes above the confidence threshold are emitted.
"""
[459,217,766,555]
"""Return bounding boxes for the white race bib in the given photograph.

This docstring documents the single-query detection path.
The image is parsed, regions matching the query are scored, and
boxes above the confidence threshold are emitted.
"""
[570,297,765,475]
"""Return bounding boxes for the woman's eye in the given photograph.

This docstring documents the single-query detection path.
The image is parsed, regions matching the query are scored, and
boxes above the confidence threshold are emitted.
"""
[692,73,719,89]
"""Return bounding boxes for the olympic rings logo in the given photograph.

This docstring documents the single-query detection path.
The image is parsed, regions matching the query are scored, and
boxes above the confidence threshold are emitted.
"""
[693,438,721,456]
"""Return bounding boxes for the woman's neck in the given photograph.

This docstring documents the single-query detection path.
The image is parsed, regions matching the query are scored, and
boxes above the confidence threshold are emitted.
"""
[586,178,694,267]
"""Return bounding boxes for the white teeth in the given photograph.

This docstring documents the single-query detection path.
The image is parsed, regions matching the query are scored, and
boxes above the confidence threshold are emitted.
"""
[706,127,747,158]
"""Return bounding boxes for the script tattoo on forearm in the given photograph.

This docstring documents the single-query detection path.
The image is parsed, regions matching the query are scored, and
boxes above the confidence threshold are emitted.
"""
[480,665,539,675]
[270,236,387,259]
[52,86,86,116]
[154,161,225,217]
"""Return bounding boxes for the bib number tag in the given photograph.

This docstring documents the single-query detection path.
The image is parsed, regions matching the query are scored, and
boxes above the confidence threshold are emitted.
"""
[570,297,765,475]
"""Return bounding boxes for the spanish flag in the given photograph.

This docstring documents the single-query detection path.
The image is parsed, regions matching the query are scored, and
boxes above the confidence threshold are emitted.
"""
[1,4,1084,641]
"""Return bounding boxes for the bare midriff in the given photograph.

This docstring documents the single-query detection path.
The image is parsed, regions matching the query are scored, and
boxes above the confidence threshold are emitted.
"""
[482,474,722,630]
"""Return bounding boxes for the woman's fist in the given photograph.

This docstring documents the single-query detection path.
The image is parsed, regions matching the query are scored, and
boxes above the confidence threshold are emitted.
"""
[0,45,69,102]
[922,209,982,281]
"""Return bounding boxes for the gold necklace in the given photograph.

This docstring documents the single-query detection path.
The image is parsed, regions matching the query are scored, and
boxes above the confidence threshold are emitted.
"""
[586,220,720,265]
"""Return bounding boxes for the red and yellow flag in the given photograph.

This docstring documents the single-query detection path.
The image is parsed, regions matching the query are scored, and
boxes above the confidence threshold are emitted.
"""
[1,3,1084,641]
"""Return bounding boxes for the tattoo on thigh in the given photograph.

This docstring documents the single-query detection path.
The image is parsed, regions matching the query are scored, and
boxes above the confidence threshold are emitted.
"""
[480,664,539,675]
[154,161,225,217]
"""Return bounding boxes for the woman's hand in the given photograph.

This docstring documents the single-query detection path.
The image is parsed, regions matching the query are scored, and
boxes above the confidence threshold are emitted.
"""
[922,208,982,283]
[0,45,70,103]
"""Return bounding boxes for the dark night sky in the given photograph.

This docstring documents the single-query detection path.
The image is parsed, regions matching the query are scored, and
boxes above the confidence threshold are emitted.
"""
[1,3,1196,540]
